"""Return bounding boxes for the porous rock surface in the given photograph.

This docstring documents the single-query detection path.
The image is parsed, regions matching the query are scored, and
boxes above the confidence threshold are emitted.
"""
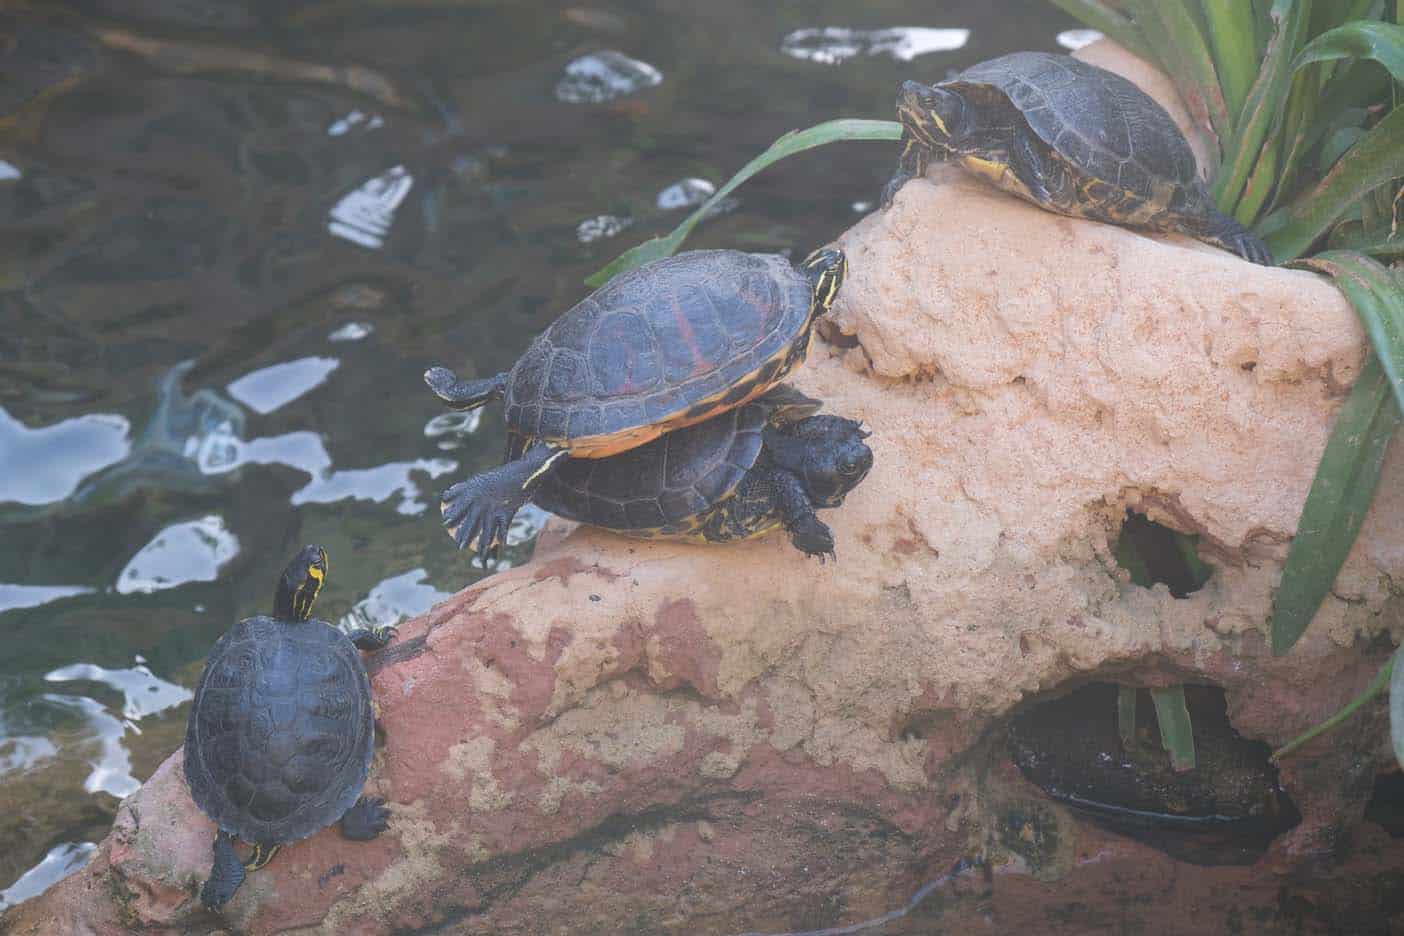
[7,43,1403,936]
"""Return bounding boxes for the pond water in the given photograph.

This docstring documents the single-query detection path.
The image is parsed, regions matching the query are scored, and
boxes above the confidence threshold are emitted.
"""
[0,0,1081,910]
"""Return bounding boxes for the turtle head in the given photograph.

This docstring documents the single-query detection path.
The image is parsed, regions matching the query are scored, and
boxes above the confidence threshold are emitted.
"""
[273,544,329,622]
[898,80,965,150]
[799,246,846,318]
[777,415,874,508]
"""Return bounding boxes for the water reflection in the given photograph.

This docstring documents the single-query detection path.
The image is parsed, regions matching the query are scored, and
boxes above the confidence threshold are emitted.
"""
[0,409,131,507]
[0,736,57,776]
[576,214,633,244]
[0,161,20,182]
[328,165,414,249]
[115,515,239,594]
[291,458,456,516]
[657,178,716,211]
[0,585,94,614]
[45,661,192,722]
[425,410,481,448]
[225,356,340,415]
[339,567,452,636]
[554,50,663,104]
[0,842,96,911]
[780,27,971,65]
[328,321,375,342]
[327,110,385,137]
[1057,29,1104,50]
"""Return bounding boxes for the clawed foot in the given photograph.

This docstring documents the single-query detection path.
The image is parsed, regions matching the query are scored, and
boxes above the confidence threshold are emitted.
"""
[442,479,518,565]
[1229,232,1273,266]
[349,624,398,652]
[341,796,391,841]
[789,514,836,563]
[879,172,913,211]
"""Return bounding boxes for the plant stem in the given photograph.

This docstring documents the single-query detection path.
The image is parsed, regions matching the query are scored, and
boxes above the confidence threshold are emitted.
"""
[1272,657,1394,761]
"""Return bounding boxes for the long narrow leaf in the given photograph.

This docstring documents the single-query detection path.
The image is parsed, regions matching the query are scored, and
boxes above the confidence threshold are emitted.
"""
[1270,351,1401,654]
[1393,648,1404,769]
[1048,0,1154,61]
[1261,104,1404,261]
[1202,0,1260,120]
[1295,21,1404,83]
[1273,655,1393,761]
[1118,685,1139,749]
[1150,686,1196,772]
[1123,0,1231,146]
[1303,251,1404,416]
[1275,64,1392,207]
[585,119,902,287]
[1213,0,1309,212]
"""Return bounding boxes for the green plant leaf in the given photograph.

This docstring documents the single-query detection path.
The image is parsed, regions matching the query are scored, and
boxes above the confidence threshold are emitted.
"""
[1047,0,1154,61]
[1123,0,1231,146]
[1275,64,1392,207]
[1269,351,1400,655]
[1202,0,1260,120]
[1212,0,1309,214]
[1150,685,1196,771]
[1392,648,1404,769]
[1118,685,1139,749]
[1294,20,1404,83]
[1261,103,1404,260]
[1305,251,1404,416]
[1273,655,1393,762]
[586,118,902,288]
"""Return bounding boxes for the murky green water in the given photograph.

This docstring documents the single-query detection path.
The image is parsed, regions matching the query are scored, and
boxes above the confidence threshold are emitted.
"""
[0,0,1081,909]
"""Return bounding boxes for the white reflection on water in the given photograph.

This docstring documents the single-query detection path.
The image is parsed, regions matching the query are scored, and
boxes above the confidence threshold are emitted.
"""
[40,660,192,799]
[329,165,414,249]
[327,110,384,136]
[0,736,57,776]
[555,50,663,104]
[1057,29,1104,50]
[115,515,240,595]
[292,458,457,516]
[576,214,633,243]
[0,842,97,910]
[657,178,715,210]
[225,356,340,415]
[339,567,452,635]
[328,321,375,342]
[780,27,970,65]
[0,584,94,614]
[0,160,21,182]
[425,410,481,450]
[0,408,131,506]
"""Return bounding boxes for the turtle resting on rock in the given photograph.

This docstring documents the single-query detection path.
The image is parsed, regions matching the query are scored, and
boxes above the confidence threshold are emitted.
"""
[882,51,1272,265]
[425,246,846,562]
[461,384,873,561]
[183,545,395,910]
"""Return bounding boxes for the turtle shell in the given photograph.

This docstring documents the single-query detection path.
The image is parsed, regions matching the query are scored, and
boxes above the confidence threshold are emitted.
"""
[527,401,767,536]
[502,250,814,458]
[953,52,1201,210]
[184,616,373,846]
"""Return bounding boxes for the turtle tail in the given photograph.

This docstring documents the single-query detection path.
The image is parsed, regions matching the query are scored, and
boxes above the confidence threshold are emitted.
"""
[1196,209,1274,266]
[424,366,508,410]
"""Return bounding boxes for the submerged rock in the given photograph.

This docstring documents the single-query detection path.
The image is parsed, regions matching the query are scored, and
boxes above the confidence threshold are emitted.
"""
[7,41,1403,935]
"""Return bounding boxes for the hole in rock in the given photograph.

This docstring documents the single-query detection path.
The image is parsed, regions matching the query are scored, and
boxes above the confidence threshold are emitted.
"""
[1366,770,1404,838]
[1113,510,1212,598]
[1008,682,1300,865]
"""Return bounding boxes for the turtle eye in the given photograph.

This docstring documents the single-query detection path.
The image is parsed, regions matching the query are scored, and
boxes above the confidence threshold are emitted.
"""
[838,458,862,476]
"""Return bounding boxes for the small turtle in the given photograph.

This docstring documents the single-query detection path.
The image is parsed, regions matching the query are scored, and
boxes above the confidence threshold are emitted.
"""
[472,385,873,560]
[183,546,395,910]
[882,51,1272,265]
[425,247,846,561]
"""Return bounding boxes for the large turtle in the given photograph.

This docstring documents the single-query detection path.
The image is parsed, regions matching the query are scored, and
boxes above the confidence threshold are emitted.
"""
[465,385,873,560]
[881,51,1272,265]
[184,545,396,910]
[425,246,846,560]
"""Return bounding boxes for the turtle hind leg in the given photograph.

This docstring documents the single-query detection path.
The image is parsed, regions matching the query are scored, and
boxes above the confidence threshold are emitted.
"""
[341,796,391,841]
[1194,208,1274,265]
[441,441,567,564]
[200,831,246,911]
[424,366,508,410]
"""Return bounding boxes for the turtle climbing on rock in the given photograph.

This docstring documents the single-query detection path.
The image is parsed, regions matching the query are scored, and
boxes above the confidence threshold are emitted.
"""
[882,51,1272,265]
[425,246,847,561]
[479,384,873,561]
[183,545,395,910]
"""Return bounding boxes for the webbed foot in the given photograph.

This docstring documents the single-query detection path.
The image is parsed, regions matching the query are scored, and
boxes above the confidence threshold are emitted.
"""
[341,796,390,841]
[788,514,836,563]
[1199,209,1274,265]
[201,831,246,911]
[880,171,915,211]
[441,443,565,565]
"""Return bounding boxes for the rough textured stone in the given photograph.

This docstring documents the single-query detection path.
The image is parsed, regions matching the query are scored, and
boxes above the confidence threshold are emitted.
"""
[6,41,1402,935]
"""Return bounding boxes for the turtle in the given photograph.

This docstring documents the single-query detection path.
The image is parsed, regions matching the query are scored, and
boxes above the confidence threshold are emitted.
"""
[183,545,396,910]
[424,246,847,561]
[464,384,873,560]
[880,51,1272,265]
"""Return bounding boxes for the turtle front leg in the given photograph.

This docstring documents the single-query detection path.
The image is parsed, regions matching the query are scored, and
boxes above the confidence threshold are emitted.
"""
[1194,207,1274,265]
[341,796,391,841]
[200,830,246,911]
[766,467,836,562]
[880,131,930,210]
[347,624,398,651]
[441,441,568,564]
